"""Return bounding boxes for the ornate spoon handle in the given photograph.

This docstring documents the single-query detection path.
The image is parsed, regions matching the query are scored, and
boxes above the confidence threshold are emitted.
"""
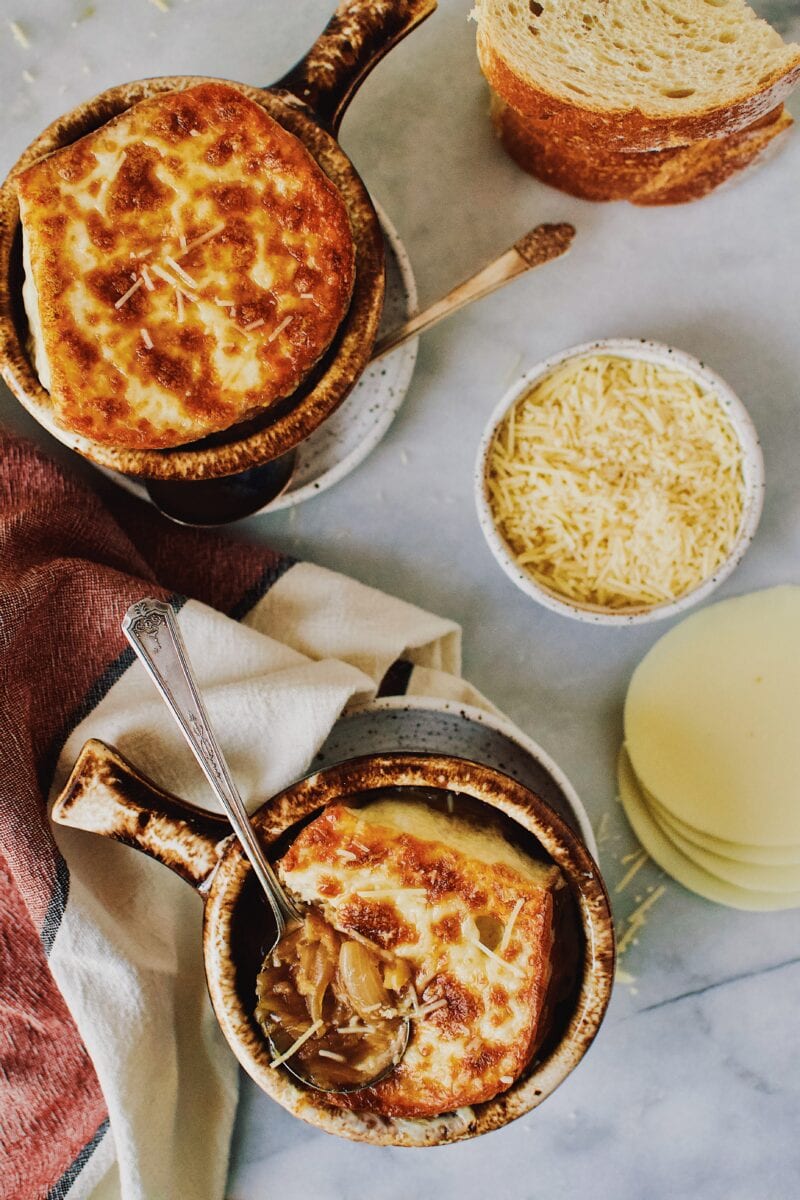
[122,598,302,935]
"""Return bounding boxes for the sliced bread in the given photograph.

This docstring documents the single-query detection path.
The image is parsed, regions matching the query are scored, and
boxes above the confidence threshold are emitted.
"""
[491,91,793,204]
[474,0,800,151]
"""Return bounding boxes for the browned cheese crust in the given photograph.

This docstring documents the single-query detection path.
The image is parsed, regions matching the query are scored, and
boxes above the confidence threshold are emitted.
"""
[479,34,800,152]
[15,82,355,449]
[492,93,792,205]
[278,802,562,1119]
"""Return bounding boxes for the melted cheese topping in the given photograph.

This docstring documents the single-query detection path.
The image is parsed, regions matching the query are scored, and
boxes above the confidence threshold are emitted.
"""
[278,799,562,1119]
[16,82,355,449]
[487,354,745,610]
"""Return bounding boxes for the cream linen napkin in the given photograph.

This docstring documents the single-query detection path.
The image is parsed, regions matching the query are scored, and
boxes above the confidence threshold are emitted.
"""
[48,563,468,1200]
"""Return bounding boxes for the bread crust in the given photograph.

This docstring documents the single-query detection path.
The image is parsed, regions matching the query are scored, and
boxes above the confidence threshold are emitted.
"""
[480,34,800,152]
[492,93,793,206]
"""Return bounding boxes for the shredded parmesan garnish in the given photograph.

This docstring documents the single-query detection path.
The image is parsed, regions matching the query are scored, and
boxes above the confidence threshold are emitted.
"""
[179,233,188,250]
[9,20,30,48]
[114,277,143,308]
[498,898,524,955]
[149,262,183,291]
[175,288,184,324]
[499,1075,513,1085]
[336,849,357,862]
[299,292,314,299]
[267,314,293,343]
[317,1049,346,1063]
[164,255,198,289]
[140,327,153,349]
[617,884,667,956]
[243,317,265,332]
[413,997,448,1019]
[214,298,234,308]
[487,355,745,610]
[177,220,225,258]
[615,849,648,894]
[471,937,525,978]
[269,1019,323,1069]
[140,265,154,292]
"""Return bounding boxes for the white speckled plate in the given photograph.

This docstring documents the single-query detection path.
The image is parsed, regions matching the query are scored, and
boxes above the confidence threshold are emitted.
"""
[312,694,598,860]
[98,202,417,514]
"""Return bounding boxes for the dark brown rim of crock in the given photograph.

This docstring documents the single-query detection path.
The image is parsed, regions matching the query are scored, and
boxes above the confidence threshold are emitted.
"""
[0,75,385,480]
[202,752,616,1146]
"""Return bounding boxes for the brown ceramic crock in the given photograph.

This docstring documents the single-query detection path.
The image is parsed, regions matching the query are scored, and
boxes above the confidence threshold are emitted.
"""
[52,738,615,1147]
[0,1,436,481]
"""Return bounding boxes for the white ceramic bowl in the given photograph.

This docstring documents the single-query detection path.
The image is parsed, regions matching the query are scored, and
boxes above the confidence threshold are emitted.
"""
[475,338,765,626]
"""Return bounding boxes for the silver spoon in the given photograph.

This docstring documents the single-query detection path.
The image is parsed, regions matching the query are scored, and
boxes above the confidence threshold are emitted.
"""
[122,596,409,1092]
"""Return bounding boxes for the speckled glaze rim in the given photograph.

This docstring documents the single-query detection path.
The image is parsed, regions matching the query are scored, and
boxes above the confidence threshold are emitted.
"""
[203,752,615,1147]
[340,694,598,859]
[0,75,385,481]
[474,338,766,626]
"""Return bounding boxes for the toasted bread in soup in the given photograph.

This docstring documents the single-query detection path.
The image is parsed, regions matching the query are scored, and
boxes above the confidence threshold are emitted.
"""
[16,82,355,450]
[278,799,566,1119]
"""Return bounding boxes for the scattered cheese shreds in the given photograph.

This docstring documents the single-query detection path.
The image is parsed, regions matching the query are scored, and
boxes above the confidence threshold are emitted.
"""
[178,220,225,258]
[486,355,745,610]
[498,898,524,955]
[267,314,293,343]
[114,277,143,308]
[471,937,525,978]
[413,997,449,1019]
[164,255,198,289]
[269,1019,323,1068]
[140,327,153,349]
[140,265,154,292]
[615,849,649,894]
[9,20,30,48]
[617,884,667,956]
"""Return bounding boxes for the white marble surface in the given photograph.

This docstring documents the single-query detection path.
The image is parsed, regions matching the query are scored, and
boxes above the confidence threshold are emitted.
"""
[2,2,800,1197]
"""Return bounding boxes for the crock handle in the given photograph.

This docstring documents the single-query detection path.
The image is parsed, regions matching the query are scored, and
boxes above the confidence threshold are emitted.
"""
[273,0,437,135]
[52,739,231,891]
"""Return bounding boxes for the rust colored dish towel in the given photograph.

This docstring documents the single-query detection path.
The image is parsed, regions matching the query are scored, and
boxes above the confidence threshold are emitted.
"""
[0,433,499,1200]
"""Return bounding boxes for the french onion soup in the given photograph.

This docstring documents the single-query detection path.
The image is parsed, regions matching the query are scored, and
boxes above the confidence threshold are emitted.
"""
[255,792,575,1116]
[15,82,355,450]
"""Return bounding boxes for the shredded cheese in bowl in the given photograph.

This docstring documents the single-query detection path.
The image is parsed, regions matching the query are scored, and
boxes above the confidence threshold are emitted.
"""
[480,345,762,619]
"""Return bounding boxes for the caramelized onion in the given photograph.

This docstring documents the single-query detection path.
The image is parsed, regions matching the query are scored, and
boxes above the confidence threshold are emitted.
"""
[338,939,391,1017]
[255,911,409,1091]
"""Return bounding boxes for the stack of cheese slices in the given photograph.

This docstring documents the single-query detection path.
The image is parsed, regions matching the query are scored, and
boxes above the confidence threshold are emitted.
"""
[473,0,800,204]
[620,586,800,910]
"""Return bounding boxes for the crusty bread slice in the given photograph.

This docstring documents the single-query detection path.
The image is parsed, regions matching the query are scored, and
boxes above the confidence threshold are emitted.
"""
[475,0,800,151]
[491,91,793,204]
